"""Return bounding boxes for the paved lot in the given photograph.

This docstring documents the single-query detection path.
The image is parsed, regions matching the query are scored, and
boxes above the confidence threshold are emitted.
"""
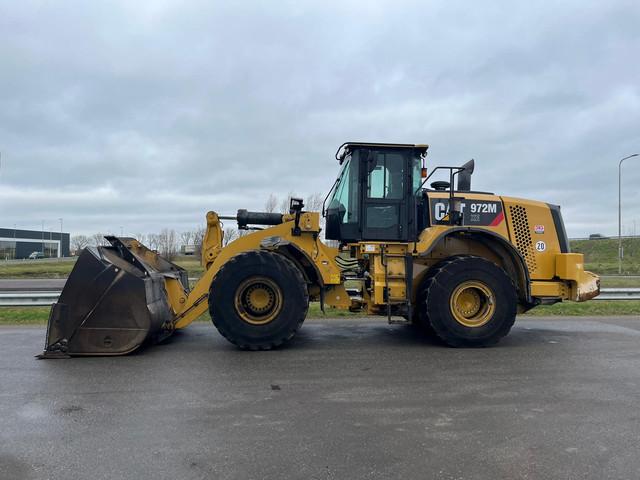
[0,279,66,291]
[2,317,640,480]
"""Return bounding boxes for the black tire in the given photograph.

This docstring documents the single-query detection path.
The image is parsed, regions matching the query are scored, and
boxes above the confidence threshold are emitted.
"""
[413,297,436,336]
[209,250,309,350]
[419,255,517,347]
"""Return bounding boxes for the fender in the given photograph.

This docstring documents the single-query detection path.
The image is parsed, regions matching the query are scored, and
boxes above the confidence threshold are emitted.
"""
[259,236,324,287]
[417,227,532,303]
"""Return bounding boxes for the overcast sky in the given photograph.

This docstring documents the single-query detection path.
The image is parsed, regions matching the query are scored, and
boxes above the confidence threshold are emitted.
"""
[1,0,639,238]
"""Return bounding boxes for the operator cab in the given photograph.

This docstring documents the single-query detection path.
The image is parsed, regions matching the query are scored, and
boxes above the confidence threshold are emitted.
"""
[324,142,428,243]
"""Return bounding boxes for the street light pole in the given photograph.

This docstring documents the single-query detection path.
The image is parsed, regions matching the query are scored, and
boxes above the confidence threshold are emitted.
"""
[59,218,63,258]
[618,153,639,274]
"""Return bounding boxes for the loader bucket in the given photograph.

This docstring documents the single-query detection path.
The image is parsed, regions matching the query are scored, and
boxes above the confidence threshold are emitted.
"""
[38,236,188,358]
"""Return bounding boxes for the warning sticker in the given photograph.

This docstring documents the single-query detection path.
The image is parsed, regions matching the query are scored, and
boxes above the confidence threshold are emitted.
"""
[534,225,545,234]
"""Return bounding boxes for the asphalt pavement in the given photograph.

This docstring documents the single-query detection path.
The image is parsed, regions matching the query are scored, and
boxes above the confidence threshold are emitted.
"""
[0,279,66,291]
[1,317,640,480]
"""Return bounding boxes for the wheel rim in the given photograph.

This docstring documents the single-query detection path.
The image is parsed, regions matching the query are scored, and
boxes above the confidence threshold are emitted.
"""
[234,276,283,325]
[449,280,496,328]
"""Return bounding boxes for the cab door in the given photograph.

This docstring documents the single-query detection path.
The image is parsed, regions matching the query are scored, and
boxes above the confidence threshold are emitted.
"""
[361,149,409,241]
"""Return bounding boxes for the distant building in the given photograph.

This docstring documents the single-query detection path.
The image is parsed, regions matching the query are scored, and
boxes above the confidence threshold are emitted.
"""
[181,244,196,255]
[0,227,70,260]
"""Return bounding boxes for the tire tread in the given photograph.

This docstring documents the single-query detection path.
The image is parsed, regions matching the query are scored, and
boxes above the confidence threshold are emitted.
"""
[209,250,308,350]
[419,255,517,347]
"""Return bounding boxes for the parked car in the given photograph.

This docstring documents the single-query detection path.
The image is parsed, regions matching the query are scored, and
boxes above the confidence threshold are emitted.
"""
[28,251,45,259]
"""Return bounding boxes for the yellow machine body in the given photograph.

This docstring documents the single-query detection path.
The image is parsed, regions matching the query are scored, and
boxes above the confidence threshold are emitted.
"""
[169,211,350,330]
[165,195,597,332]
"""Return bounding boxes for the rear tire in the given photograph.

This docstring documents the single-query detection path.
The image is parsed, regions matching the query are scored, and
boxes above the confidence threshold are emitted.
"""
[419,255,517,347]
[209,250,308,350]
[413,300,436,336]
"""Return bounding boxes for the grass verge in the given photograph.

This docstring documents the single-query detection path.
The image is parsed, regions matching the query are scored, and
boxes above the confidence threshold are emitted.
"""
[0,307,51,325]
[0,259,77,278]
[0,256,204,279]
[522,300,640,316]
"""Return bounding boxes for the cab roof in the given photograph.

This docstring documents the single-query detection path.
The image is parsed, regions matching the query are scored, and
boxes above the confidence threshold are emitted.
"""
[335,142,429,161]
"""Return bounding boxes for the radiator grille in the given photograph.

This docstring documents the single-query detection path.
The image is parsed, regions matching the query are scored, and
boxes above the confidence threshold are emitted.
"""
[509,205,537,272]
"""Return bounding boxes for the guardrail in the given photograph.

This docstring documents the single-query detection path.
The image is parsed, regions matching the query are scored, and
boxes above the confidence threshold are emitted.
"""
[569,235,640,241]
[0,292,62,306]
[1,288,639,307]
[595,288,640,300]
[600,275,640,279]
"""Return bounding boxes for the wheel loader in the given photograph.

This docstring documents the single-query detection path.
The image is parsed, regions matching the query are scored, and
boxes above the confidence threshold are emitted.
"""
[39,142,600,358]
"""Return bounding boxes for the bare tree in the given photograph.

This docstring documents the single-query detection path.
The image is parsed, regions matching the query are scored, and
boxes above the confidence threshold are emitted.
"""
[134,233,148,246]
[305,192,324,213]
[193,226,206,259]
[304,192,328,240]
[264,194,278,213]
[180,230,193,248]
[223,227,239,246]
[91,233,108,247]
[157,229,178,259]
[71,235,90,254]
[279,191,297,213]
[147,233,161,252]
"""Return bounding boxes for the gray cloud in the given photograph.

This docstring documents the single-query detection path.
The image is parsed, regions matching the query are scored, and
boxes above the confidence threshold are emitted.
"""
[1,0,639,237]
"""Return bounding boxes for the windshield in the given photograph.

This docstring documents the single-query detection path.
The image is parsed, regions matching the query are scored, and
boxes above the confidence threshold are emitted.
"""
[412,154,422,194]
[324,157,350,214]
[325,154,360,225]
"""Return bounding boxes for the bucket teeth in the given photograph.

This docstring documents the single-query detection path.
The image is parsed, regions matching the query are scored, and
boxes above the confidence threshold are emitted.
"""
[39,237,188,358]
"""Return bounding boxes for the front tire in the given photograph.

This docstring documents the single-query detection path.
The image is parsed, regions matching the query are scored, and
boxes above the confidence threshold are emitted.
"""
[209,250,308,350]
[419,256,517,347]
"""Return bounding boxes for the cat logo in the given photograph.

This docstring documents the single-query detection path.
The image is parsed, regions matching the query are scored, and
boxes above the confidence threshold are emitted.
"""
[430,199,503,227]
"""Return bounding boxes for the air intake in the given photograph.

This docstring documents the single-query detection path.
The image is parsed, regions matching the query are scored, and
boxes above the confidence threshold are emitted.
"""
[509,205,537,272]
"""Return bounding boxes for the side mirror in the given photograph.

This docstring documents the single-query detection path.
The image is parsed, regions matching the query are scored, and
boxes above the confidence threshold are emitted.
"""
[289,198,305,236]
[289,197,304,214]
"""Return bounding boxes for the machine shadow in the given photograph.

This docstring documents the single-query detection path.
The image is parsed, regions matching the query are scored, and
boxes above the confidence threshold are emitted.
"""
[142,320,549,356]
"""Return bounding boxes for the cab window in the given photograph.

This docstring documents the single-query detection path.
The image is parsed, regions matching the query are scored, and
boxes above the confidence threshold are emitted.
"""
[366,152,404,199]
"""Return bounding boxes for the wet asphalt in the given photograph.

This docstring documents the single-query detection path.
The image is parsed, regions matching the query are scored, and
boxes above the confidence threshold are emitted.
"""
[1,316,640,480]
[0,279,67,292]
